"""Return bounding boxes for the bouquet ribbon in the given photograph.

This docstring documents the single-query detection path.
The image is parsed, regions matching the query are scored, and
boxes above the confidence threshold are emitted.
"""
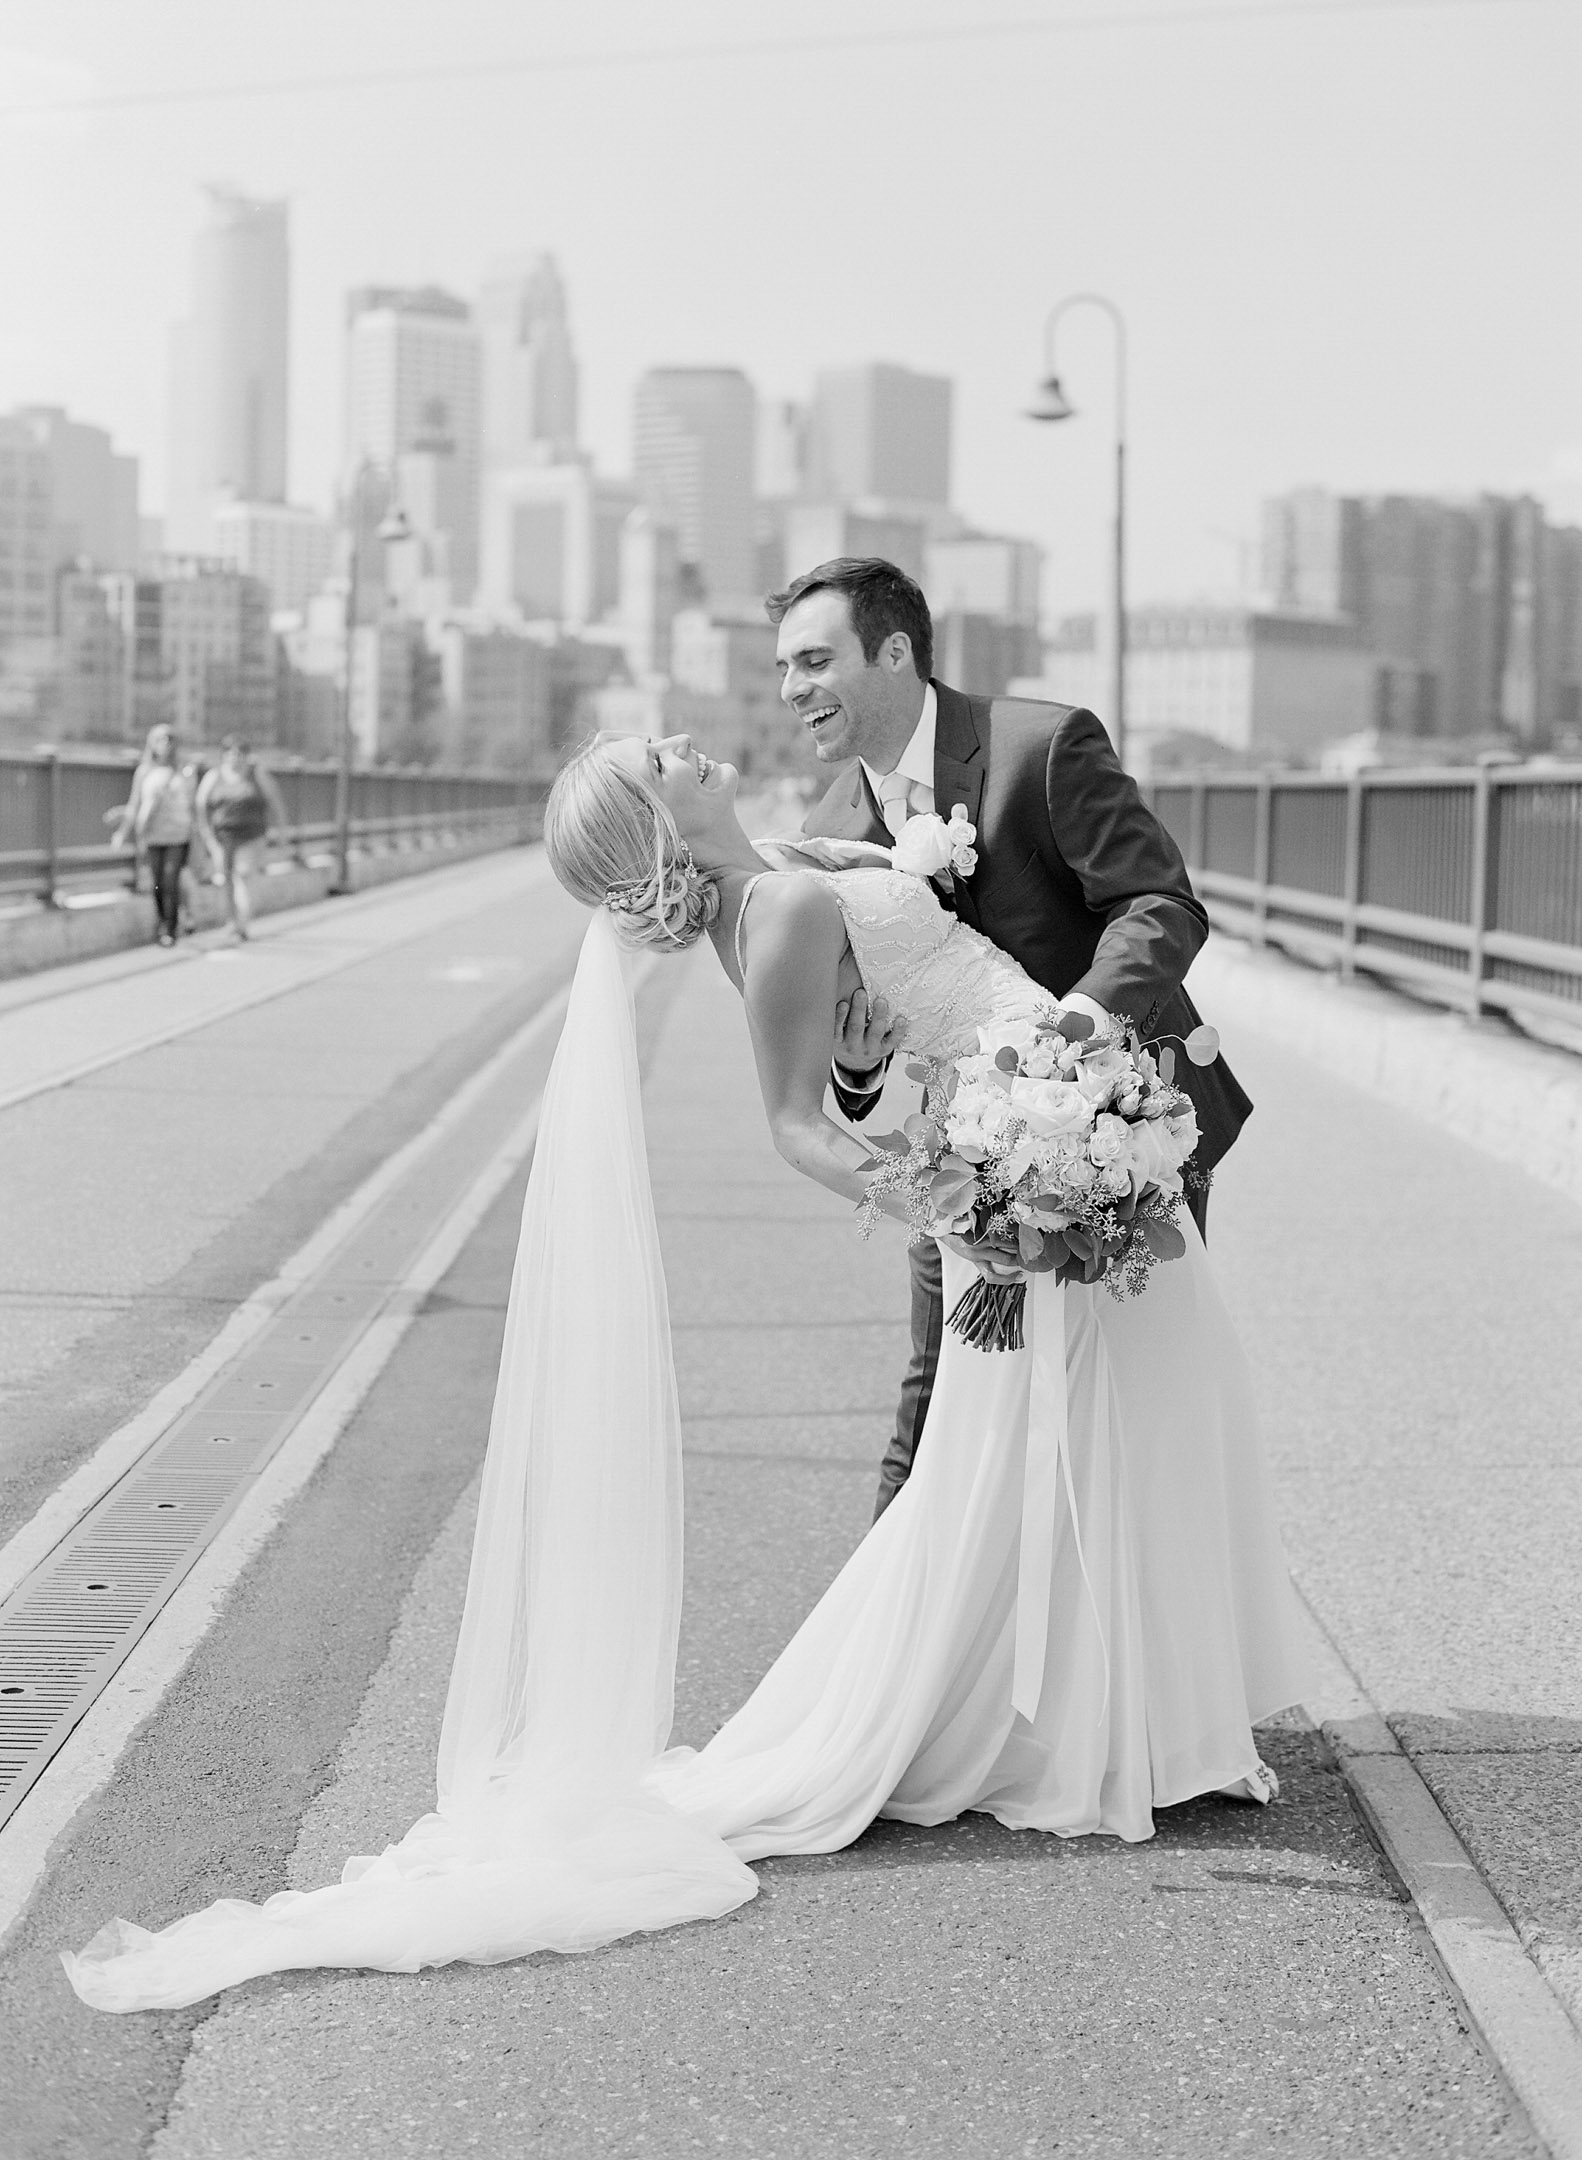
[1011,1280,1110,1726]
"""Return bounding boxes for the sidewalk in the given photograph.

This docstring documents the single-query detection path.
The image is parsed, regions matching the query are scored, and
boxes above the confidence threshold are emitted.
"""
[68,946,1540,2160]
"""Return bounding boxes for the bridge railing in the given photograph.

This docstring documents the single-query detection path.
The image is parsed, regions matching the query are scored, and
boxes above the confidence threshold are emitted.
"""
[0,749,544,907]
[1144,764,1582,1033]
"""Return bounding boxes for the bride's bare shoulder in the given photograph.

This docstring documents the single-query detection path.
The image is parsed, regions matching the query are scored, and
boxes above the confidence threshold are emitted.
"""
[741,871,845,981]
[749,869,844,939]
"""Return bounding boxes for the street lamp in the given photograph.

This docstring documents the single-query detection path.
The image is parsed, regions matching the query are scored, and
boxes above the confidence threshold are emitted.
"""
[1026,293,1128,767]
[333,484,413,893]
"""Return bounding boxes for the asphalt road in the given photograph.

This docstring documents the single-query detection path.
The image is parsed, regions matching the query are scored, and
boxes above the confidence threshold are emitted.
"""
[0,861,1571,2157]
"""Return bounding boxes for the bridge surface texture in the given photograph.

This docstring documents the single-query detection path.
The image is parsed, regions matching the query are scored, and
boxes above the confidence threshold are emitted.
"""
[0,845,1576,2159]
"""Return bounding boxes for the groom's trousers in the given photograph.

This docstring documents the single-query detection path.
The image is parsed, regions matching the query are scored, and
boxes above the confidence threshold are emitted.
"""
[871,1183,1211,1521]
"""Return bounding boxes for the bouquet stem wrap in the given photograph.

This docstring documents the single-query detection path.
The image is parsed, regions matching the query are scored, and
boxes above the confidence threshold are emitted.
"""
[947,1275,1027,1353]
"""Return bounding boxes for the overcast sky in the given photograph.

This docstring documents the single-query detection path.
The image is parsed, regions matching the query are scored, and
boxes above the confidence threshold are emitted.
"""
[1,0,1576,612]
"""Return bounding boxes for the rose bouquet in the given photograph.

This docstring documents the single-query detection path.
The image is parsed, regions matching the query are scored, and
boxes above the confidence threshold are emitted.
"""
[856,1010,1219,1351]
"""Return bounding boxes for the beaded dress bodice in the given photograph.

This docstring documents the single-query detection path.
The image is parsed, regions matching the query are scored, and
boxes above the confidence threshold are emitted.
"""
[813,868,1058,1062]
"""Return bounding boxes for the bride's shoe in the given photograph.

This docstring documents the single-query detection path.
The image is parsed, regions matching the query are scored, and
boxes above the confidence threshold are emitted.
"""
[1217,1759,1280,1806]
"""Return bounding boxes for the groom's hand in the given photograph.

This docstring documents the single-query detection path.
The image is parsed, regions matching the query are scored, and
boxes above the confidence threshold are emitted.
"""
[833,989,906,1087]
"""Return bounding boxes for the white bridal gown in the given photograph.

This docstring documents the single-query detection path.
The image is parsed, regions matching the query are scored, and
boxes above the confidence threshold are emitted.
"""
[65,869,1309,2012]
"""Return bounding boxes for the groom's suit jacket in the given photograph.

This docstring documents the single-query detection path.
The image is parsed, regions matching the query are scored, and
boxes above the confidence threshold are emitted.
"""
[803,681,1252,1178]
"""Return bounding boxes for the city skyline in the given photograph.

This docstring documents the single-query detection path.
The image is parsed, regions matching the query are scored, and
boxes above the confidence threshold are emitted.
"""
[1,0,1577,616]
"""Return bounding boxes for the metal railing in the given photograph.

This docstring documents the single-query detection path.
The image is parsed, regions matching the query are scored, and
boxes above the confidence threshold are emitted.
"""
[0,749,544,908]
[1145,764,1582,1033]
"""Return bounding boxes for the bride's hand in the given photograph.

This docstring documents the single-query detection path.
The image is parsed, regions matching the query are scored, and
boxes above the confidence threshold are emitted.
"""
[936,1229,1027,1284]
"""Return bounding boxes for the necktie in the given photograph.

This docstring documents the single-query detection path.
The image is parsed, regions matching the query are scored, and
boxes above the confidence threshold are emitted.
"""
[877,769,925,841]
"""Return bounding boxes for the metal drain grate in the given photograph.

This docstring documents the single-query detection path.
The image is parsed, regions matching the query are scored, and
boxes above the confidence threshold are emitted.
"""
[0,1145,506,1830]
[0,965,579,1839]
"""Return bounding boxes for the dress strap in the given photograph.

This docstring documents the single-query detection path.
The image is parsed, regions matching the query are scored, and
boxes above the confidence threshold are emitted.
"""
[733,872,771,983]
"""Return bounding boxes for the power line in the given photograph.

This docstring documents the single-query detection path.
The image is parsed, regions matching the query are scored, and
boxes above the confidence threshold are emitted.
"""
[0,0,1561,123]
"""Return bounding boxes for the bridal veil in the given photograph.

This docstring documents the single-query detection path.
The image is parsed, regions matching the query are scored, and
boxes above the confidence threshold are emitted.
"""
[63,914,756,2011]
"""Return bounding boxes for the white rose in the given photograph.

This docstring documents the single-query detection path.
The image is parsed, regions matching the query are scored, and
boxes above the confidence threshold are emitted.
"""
[1127,1117,1176,1189]
[977,1019,1040,1062]
[1088,1112,1130,1167]
[1166,1104,1201,1157]
[1021,1038,1058,1079]
[1065,1157,1099,1189]
[1010,1076,1092,1141]
[890,812,954,878]
[1074,1047,1128,1107]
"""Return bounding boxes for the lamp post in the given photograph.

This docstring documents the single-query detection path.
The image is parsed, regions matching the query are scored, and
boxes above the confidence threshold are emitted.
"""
[1026,293,1128,768]
[333,481,412,893]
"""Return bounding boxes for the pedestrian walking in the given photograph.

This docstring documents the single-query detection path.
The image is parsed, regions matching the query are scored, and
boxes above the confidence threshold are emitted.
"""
[195,739,287,944]
[109,724,199,949]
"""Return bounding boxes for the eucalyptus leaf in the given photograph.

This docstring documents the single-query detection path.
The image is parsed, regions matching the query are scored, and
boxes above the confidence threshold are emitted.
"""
[994,1046,1021,1074]
[1185,1025,1220,1066]
[1141,1216,1187,1261]
[1158,1044,1176,1085]
[1056,1012,1095,1043]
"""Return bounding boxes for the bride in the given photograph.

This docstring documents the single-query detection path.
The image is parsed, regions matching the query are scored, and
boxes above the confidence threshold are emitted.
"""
[63,733,1308,2012]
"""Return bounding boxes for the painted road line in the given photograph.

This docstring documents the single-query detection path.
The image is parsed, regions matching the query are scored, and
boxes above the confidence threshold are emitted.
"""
[0,951,655,1950]
[0,976,571,1608]
[0,848,555,1117]
[1300,1595,1582,2159]
[0,1086,541,1950]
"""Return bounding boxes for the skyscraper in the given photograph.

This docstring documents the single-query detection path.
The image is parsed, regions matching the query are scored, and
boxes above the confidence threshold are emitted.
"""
[805,363,952,510]
[167,189,290,553]
[477,254,579,468]
[344,287,483,601]
[633,368,756,603]
[1260,486,1582,741]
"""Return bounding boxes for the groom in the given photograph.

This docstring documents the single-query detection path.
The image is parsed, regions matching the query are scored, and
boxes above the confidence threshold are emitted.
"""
[768,556,1252,1519]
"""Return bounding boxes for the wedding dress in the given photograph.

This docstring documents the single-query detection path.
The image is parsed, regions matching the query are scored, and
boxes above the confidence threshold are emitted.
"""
[64,868,1307,2012]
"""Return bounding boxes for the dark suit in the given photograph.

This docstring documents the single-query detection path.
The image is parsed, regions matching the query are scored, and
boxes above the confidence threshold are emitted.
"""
[804,681,1253,1516]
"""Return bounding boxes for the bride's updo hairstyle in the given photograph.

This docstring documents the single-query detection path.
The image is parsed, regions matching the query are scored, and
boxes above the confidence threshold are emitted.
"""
[545,737,721,952]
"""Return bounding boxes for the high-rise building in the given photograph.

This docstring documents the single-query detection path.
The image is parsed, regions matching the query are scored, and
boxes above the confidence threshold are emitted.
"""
[0,414,56,640]
[756,398,806,501]
[167,189,290,553]
[211,498,336,617]
[51,568,128,740]
[805,363,952,510]
[1260,487,1582,741]
[618,507,681,680]
[11,406,139,571]
[782,501,928,587]
[1031,606,1373,767]
[105,557,276,742]
[0,406,140,652]
[477,255,579,469]
[481,459,638,627]
[633,368,756,603]
[925,532,1045,694]
[345,287,483,601]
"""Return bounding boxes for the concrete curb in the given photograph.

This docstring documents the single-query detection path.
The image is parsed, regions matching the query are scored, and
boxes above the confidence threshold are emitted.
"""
[0,831,519,984]
[1190,935,1582,1212]
[1299,1602,1582,2157]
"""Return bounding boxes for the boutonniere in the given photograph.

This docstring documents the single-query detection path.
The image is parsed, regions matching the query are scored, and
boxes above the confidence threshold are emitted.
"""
[888,805,979,892]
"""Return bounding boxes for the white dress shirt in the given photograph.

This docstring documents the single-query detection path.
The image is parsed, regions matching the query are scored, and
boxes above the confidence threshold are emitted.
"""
[860,684,936,828]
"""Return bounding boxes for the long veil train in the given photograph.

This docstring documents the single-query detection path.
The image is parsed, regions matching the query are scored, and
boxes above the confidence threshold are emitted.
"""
[64,915,756,2012]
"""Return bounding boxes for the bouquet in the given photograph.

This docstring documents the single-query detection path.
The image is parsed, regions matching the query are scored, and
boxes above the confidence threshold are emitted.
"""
[856,1009,1219,1351]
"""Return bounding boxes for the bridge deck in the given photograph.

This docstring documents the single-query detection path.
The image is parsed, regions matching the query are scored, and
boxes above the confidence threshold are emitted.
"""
[0,852,1575,2157]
